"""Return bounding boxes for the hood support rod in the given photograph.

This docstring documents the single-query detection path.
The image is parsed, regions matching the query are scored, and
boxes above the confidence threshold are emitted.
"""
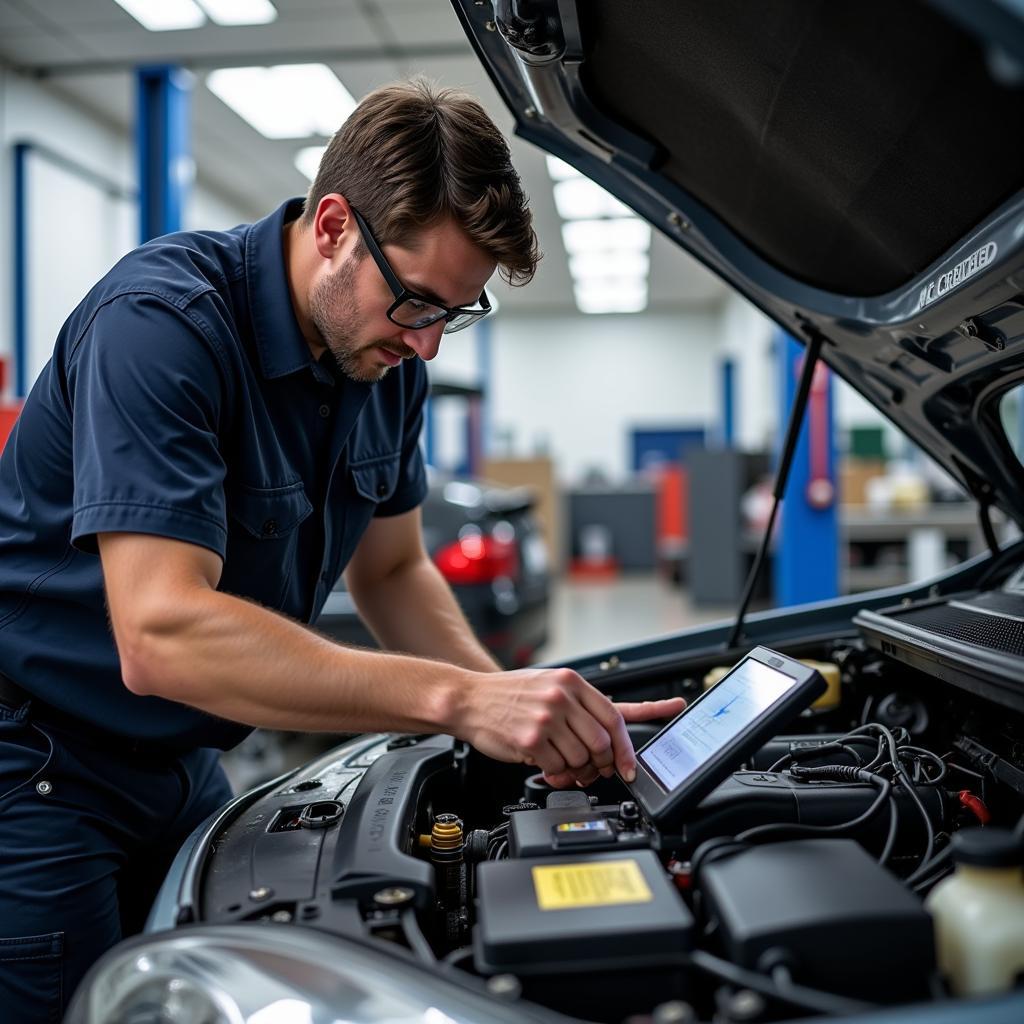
[726,329,826,651]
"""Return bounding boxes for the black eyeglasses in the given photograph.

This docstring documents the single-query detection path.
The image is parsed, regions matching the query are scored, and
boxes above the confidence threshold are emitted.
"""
[350,206,492,334]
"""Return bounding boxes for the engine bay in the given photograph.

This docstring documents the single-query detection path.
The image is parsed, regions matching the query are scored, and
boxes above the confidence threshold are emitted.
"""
[185,624,1024,1023]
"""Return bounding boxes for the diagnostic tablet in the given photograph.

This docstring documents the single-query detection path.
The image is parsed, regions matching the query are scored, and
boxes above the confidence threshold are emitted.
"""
[626,647,826,826]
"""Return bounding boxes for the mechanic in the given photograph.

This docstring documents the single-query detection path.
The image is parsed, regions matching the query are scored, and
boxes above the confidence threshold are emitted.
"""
[0,79,684,1019]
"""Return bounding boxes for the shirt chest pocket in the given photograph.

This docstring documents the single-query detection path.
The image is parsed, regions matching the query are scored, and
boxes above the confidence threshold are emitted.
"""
[221,481,313,608]
[350,454,400,507]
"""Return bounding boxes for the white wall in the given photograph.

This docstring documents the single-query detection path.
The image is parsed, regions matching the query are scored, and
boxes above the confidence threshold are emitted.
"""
[430,310,725,483]
[0,66,250,395]
[718,292,778,452]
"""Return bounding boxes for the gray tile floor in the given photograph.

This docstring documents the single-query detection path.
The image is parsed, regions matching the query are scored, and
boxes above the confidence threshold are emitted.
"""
[536,573,733,664]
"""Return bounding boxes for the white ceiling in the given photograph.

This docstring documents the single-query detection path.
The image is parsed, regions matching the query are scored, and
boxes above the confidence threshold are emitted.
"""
[0,0,728,314]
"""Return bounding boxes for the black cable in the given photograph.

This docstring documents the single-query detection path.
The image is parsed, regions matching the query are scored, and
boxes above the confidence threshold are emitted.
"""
[687,949,875,1017]
[441,945,476,968]
[878,793,899,867]
[726,330,825,650]
[400,909,437,966]
[736,771,892,844]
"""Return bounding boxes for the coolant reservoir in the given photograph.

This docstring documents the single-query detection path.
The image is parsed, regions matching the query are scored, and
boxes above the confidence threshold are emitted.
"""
[925,828,1024,997]
[703,658,840,709]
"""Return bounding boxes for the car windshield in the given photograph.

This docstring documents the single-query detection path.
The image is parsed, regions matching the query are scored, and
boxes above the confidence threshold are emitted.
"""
[999,384,1024,463]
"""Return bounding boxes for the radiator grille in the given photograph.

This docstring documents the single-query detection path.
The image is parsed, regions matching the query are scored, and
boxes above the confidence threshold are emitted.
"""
[898,604,1024,657]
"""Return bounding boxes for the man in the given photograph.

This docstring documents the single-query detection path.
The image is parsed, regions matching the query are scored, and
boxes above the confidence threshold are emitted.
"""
[0,79,684,1018]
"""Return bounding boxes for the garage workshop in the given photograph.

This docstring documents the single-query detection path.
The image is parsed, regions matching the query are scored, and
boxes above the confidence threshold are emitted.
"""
[1,2,1024,1022]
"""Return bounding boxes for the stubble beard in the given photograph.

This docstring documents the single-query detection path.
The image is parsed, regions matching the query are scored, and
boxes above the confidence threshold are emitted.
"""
[309,254,392,384]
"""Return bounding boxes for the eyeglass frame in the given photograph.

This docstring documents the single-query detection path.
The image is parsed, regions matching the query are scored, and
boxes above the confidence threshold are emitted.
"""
[349,206,492,334]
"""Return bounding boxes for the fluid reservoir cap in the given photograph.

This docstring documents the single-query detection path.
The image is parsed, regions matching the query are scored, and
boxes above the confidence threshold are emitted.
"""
[951,828,1024,868]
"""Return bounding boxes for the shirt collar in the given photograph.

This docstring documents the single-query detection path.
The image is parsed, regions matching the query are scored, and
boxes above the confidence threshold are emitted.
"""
[245,198,316,379]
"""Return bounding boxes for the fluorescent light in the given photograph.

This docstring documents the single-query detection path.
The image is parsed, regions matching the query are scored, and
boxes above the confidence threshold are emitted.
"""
[294,145,326,181]
[197,0,277,25]
[553,178,630,219]
[562,218,651,255]
[545,155,580,180]
[113,0,205,30]
[569,250,650,279]
[574,279,648,314]
[207,65,357,139]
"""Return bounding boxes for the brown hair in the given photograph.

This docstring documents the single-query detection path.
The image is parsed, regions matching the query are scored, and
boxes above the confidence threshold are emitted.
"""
[302,78,540,286]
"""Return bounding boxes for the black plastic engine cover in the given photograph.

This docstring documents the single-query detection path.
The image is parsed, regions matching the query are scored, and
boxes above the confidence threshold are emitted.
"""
[700,839,935,1003]
[331,735,455,907]
[681,771,945,855]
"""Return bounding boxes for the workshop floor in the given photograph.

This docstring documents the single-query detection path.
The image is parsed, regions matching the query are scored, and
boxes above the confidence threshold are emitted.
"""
[220,574,732,792]
[537,573,732,664]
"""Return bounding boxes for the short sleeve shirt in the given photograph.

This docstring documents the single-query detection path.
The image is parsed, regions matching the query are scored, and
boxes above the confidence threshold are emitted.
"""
[0,199,428,751]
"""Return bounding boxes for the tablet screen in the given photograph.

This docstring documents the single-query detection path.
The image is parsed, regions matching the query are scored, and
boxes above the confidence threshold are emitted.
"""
[638,658,798,791]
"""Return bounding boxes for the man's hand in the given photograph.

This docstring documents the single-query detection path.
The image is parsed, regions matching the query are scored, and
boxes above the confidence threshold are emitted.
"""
[452,667,686,788]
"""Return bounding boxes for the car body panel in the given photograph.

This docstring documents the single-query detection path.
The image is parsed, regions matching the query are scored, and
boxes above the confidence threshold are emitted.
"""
[452,0,1024,525]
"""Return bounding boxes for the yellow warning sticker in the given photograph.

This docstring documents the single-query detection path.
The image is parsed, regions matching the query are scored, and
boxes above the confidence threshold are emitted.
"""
[531,859,653,911]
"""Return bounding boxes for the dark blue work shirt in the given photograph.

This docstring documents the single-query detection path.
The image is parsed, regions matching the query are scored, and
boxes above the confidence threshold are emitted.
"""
[0,199,428,751]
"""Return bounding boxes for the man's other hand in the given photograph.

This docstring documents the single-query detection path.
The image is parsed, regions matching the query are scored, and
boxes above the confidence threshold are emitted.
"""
[453,667,686,788]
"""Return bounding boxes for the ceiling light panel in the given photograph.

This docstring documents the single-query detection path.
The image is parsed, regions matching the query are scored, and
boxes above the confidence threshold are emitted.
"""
[113,0,205,31]
[553,178,631,220]
[561,218,652,255]
[569,251,650,279]
[207,65,357,139]
[574,279,649,314]
[197,0,277,25]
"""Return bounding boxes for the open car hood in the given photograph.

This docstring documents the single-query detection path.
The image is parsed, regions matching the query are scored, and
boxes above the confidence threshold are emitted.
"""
[452,0,1024,525]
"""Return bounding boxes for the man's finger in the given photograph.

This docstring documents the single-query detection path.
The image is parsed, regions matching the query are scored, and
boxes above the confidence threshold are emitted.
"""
[566,707,614,770]
[551,725,592,772]
[543,767,579,789]
[532,740,567,779]
[579,686,635,781]
[617,697,687,722]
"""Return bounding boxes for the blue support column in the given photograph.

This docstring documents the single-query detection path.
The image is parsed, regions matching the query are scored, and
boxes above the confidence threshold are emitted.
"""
[136,66,192,242]
[774,331,839,605]
[423,396,436,469]
[12,143,29,398]
[476,318,493,460]
[720,357,736,447]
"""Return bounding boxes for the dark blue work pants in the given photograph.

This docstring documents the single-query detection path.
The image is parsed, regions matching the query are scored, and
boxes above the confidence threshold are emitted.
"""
[0,697,232,1023]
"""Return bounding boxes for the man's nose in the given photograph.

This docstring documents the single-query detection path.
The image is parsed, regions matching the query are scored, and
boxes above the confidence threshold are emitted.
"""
[400,321,444,361]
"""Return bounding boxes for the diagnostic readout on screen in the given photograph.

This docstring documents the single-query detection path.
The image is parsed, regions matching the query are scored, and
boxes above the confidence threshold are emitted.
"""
[638,659,796,791]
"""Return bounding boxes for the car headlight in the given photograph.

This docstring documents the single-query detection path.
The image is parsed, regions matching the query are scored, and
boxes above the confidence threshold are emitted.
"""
[65,924,543,1024]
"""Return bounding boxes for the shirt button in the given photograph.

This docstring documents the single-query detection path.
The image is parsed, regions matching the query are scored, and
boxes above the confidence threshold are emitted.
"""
[376,482,388,497]
[262,519,278,536]
[318,404,331,418]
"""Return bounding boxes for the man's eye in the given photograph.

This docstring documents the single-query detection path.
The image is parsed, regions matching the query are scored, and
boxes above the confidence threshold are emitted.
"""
[407,298,430,311]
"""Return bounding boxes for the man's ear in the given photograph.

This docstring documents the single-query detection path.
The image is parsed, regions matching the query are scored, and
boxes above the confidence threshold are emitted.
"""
[312,193,355,261]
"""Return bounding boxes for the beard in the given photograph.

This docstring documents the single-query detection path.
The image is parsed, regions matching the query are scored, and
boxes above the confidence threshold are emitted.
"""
[308,253,414,383]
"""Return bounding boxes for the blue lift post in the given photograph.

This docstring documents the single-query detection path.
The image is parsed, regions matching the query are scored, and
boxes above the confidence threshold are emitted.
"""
[136,66,192,242]
[720,357,736,447]
[467,318,493,477]
[774,330,839,605]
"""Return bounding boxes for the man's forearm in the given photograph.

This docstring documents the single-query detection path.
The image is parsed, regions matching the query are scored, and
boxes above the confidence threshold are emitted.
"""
[120,586,473,734]
[348,557,502,672]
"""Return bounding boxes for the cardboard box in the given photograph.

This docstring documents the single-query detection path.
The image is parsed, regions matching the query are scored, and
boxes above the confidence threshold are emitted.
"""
[840,458,886,506]
[482,457,562,571]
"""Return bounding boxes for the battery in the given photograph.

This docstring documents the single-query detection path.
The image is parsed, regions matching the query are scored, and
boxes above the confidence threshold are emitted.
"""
[473,849,694,975]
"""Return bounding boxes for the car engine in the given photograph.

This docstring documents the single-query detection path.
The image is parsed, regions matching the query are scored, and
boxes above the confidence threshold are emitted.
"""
[174,630,1024,1024]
